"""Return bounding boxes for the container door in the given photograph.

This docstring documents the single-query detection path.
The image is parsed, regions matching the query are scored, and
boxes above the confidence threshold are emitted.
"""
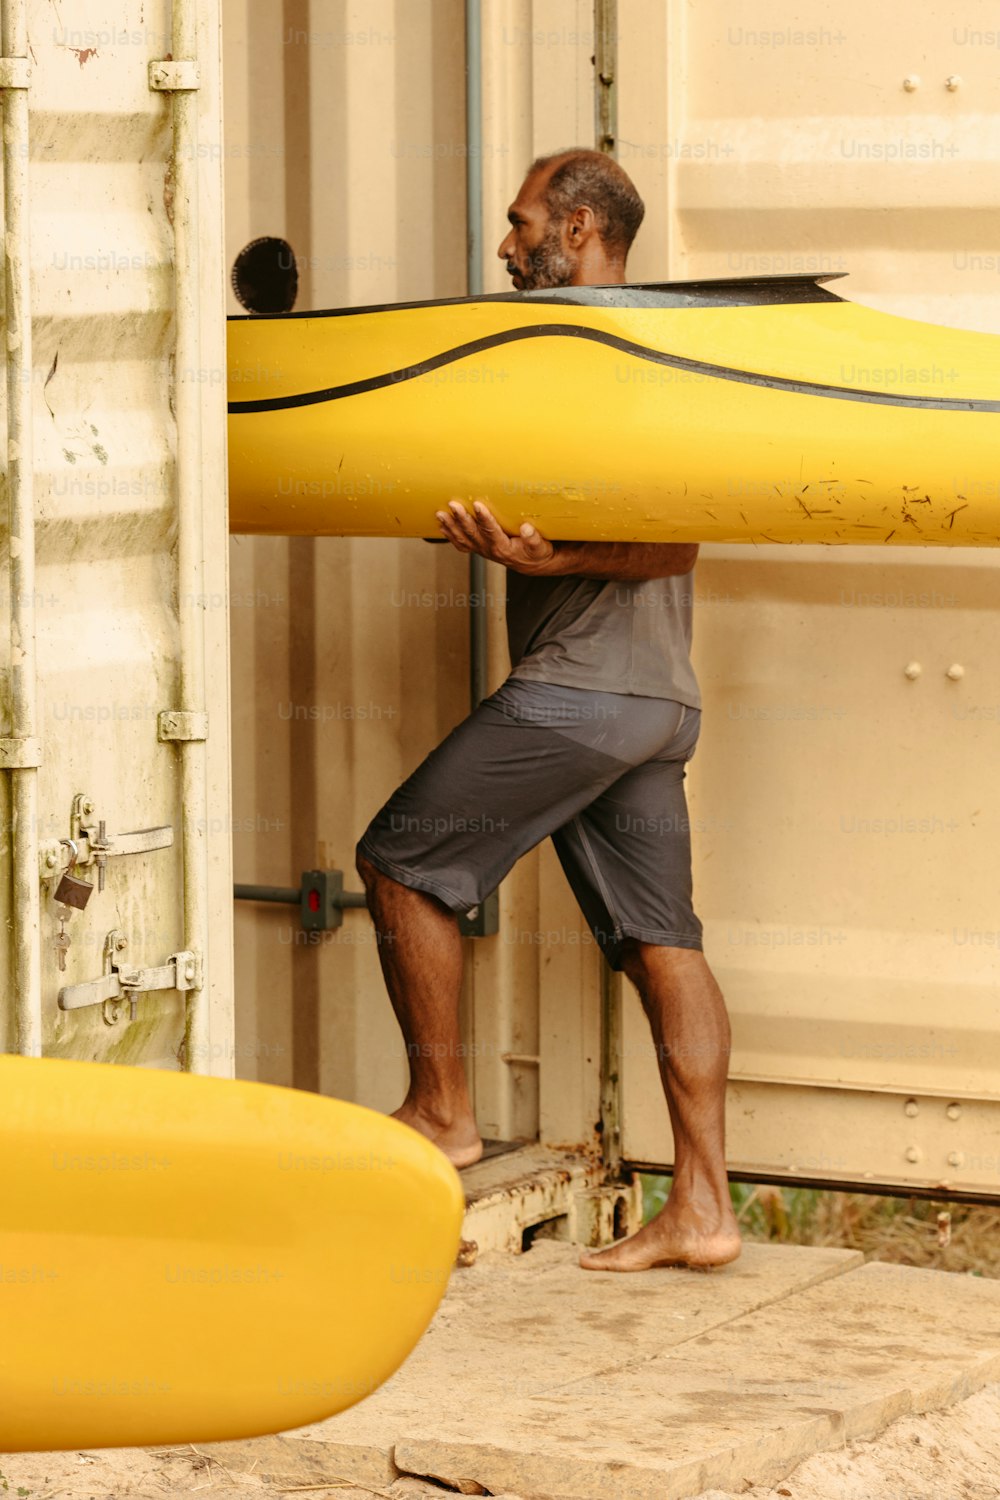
[0,0,233,1069]
[616,0,1000,1195]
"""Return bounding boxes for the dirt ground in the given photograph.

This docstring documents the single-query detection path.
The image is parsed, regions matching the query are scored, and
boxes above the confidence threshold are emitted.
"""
[5,1382,1000,1500]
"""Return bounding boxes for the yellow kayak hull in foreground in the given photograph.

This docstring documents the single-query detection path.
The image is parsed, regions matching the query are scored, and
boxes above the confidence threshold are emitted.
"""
[0,1056,463,1452]
[227,276,1000,546]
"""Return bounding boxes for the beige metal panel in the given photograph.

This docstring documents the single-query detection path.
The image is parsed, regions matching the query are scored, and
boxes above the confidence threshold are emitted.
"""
[623,545,1000,1180]
[615,0,680,277]
[480,0,595,291]
[623,0,1000,331]
[0,0,233,1065]
[480,0,534,296]
[526,1,594,171]
[625,1079,1000,1200]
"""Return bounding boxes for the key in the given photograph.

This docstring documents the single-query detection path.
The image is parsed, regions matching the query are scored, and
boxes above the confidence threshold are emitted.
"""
[54,911,71,972]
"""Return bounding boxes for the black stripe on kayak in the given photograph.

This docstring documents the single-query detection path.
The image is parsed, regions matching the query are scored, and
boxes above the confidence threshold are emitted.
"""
[229,324,1000,415]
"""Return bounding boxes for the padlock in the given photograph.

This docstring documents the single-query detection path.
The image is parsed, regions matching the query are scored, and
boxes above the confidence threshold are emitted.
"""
[54,838,94,911]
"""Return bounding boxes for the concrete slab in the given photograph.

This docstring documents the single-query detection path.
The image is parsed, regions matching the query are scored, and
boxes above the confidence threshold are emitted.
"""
[278,1240,863,1491]
[391,1259,1000,1498]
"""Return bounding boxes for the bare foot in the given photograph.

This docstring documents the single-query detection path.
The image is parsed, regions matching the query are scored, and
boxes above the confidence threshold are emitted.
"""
[391,1100,483,1170]
[579,1202,742,1272]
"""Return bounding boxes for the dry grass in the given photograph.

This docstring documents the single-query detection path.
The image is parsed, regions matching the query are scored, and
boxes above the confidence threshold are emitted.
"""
[642,1175,1000,1279]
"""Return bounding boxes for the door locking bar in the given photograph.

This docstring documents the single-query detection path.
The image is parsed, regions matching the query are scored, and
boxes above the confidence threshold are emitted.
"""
[39,792,173,888]
[58,929,200,1024]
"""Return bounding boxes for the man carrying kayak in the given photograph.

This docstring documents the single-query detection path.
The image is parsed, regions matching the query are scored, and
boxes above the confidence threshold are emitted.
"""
[357,148,740,1273]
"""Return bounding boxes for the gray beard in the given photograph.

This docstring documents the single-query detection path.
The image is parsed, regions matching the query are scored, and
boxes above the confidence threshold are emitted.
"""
[519,221,575,290]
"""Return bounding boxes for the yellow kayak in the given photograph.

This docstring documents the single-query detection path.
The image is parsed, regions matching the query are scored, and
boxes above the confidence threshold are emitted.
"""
[227,275,1000,546]
[0,1056,463,1452]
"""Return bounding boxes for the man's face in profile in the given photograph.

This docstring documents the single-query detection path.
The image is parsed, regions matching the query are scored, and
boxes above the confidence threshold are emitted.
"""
[497,169,575,291]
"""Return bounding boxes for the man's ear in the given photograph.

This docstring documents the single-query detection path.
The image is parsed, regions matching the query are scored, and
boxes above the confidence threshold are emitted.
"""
[567,205,596,243]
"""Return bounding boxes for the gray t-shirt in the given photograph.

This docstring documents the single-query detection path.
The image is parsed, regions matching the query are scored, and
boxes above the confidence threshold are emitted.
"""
[505,571,701,708]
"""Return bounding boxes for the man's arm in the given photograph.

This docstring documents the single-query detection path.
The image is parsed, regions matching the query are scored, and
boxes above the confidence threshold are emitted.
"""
[435,500,698,580]
[539,539,698,580]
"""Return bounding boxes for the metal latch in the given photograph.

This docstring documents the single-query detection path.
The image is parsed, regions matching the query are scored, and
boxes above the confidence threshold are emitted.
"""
[58,929,201,1023]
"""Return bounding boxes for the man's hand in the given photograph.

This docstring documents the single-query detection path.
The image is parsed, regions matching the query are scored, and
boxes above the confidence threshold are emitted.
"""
[435,500,556,575]
[435,499,700,580]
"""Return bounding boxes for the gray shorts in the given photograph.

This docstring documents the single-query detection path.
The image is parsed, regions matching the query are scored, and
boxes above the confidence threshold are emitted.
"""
[357,678,703,971]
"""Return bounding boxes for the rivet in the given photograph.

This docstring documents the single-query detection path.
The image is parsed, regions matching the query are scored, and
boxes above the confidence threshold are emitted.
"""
[904,661,922,680]
[946,1102,961,1121]
[946,663,964,680]
[947,1151,964,1168]
[905,1145,921,1163]
[903,75,920,91]
[44,849,58,868]
[946,75,961,90]
[115,935,127,950]
[904,1098,919,1117]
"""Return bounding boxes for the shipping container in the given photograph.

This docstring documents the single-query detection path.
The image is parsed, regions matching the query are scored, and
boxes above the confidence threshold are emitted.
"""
[4,0,998,1244]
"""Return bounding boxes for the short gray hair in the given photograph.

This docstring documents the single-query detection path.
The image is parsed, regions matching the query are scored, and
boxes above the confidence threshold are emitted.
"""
[528,149,645,257]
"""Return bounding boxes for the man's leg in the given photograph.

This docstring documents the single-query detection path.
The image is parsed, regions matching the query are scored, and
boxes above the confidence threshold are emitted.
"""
[579,941,741,1271]
[356,850,483,1169]
[357,684,696,1171]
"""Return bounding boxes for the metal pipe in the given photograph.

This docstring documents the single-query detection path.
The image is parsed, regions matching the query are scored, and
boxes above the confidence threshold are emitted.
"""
[465,0,489,708]
[164,0,211,1072]
[2,0,42,1057]
[595,0,622,1169]
[234,883,366,910]
[234,885,302,906]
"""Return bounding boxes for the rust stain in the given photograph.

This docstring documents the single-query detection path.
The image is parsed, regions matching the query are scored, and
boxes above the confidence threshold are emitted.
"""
[70,46,97,65]
[163,158,176,228]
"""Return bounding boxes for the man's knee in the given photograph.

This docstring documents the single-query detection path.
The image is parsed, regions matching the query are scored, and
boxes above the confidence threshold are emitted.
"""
[619,938,705,992]
[619,937,649,990]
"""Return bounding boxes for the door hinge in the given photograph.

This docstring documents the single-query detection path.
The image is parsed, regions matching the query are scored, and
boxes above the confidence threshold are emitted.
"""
[148,60,199,91]
[0,735,42,768]
[58,929,201,1021]
[0,57,31,90]
[158,709,208,742]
